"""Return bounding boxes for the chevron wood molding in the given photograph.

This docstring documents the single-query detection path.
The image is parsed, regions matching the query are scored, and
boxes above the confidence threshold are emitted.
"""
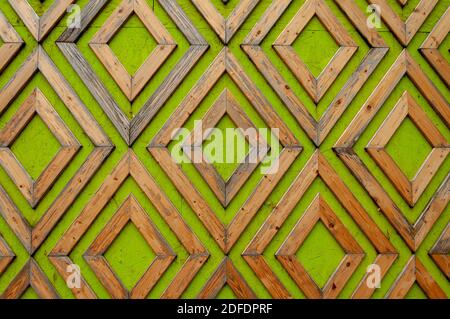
[8,0,74,42]
[429,224,450,279]
[191,0,260,44]
[386,256,446,299]
[367,0,438,46]
[335,50,450,252]
[0,46,112,254]
[198,257,256,299]
[0,235,14,276]
[149,48,301,253]
[243,151,398,299]
[1,258,59,299]
[420,7,450,87]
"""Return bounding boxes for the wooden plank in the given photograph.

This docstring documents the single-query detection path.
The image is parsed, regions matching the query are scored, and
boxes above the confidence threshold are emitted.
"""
[57,0,207,145]
[50,151,207,298]
[244,151,397,298]
[1,259,59,299]
[334,49,450,252]
[8,0,74,41]
[367,0,438,46]
[198,258,256,299]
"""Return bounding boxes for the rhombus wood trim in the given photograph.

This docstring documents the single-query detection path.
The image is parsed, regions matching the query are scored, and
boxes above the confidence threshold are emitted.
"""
[0,46,112,254]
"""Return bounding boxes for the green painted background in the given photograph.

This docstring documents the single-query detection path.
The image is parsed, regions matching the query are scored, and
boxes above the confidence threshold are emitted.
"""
[0,0,449,298]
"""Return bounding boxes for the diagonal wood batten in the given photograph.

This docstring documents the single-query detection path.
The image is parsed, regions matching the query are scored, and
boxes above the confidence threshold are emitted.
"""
[0,0,448,299]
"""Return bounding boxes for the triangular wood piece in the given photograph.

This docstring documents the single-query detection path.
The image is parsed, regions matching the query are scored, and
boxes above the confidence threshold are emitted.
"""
[1,259,59,299]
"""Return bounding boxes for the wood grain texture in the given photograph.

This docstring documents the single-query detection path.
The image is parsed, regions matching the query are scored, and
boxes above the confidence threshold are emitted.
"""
[387,256,446,299]
[0,11,23,72]
[1,259,59,299]
[182,89,269,206]
[366,91,449,207]
[50,150,207,299]
[335,50,450,252]
[198,257,256,299]
[244,151,398,299]
[56,0,208,145]
[0,0,447,300]
[192,0,260,43]
[0,235,14,276]
[0,46,112,254]
[89,0,176,101]
[243,0,388,146]
[0,88,80,208]
[84,195,176,299]
[149,48,301,254]
[429,224,450,279]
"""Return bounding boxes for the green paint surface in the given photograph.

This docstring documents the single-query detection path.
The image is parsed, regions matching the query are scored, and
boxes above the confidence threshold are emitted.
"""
[0,0,448,300]
[203,114,250,181]
[292,17,340,78]
[216,285,237,299]
[405,283,427,299]
[108,15,158,75]
[21,287,39,299]
[10,115,60,181]
[104,222,157,291]
[296,221,346,289]
[28,0,54,16]
[385,117,432,180]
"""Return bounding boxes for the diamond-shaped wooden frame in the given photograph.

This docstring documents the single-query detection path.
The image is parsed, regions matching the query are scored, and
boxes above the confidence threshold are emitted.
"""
[191,0,260,43]
[50,150,207,299]
[149,48,301,253]
[84,195,176,299]
[243,151,397,299]
[243,0,388,146]
[273,0,358,103]
[366,91,449,207]
[335,50,450,251]
[8,0,74,41]
[56,0,208,145]
[197,257,256,299]
[182,89,269,206]
[0,88,81,208]
[386,256,446,299]
[0,11,23,72]
[367,0,438,46]
[420,8,450,87]
[89,0,176,101]
[276,195,364,299]
[1,258,59,299]
[0,46,113,254]
[0,235,14,276]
